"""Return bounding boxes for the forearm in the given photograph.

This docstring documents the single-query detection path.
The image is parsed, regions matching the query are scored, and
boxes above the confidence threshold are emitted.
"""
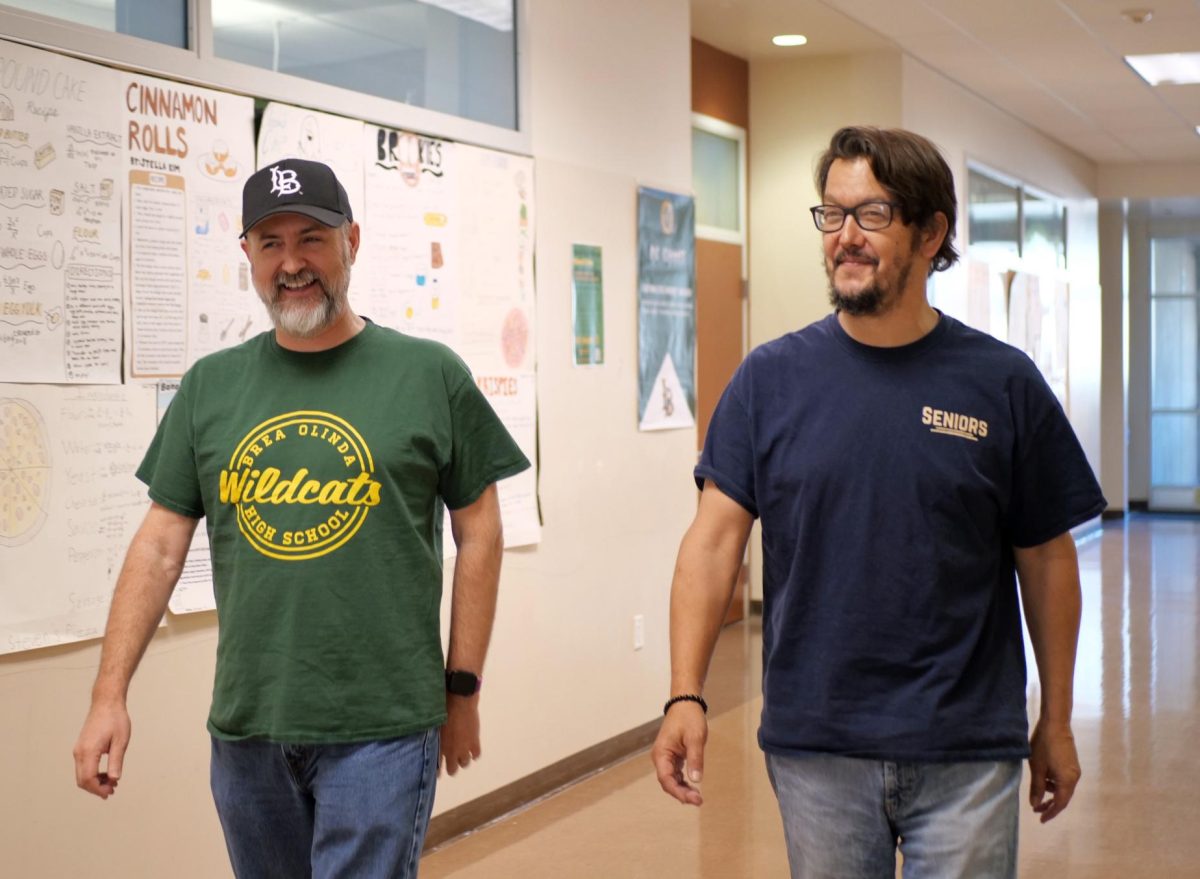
[1017,534,1082,724]
[92,506,195,704]
[669,490,752,695]
[446,490,504,673]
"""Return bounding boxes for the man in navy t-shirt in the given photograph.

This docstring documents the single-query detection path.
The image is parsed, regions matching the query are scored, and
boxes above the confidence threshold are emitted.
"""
[651,126,1105,878]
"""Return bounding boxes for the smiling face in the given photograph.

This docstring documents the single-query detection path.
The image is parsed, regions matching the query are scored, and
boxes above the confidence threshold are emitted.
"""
[821,157,929,317]
[241,212,360,340]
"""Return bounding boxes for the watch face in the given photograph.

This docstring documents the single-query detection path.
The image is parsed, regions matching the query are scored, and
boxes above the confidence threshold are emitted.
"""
[446,670,479,696]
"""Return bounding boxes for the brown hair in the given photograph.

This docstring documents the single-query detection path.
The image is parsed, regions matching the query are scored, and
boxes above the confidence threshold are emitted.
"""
[816,126,959,273]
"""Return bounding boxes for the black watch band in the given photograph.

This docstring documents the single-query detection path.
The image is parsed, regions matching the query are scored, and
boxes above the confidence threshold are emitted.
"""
[445,669,481,696]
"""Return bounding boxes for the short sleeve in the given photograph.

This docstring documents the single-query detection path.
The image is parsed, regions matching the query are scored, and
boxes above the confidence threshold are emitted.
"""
[136,377,205,518]
[437,360,531,510]
[694,365,758,517]
[1006,373,1106,547]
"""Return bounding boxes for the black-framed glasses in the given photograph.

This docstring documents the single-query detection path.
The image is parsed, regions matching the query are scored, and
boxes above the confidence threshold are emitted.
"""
[809,201,899,233]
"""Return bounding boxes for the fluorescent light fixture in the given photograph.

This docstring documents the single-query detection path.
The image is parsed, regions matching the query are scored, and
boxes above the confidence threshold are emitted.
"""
[772,34,808,47]
[1195,125,1200,137]
[1125,52,1200,86]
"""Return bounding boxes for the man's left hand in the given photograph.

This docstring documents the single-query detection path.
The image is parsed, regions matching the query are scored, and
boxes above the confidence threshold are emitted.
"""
[1028,716,1081,823]
[439,695,482,776]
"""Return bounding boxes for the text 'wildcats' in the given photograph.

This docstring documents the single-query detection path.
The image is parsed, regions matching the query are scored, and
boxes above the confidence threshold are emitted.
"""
[220,412,380,561]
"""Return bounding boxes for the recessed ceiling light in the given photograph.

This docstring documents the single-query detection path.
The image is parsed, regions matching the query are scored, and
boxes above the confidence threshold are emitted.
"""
[772,34,808,47]
[1126,52,1200,86]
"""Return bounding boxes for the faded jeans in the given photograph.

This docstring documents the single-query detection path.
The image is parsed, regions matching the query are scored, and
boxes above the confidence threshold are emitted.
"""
[765,751,1021,879]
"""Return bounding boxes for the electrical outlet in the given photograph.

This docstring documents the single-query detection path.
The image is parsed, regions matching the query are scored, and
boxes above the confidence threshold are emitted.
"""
[633,614,645,650]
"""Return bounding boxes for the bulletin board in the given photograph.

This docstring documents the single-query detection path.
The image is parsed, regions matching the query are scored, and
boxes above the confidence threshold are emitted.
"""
[0,39,539,653]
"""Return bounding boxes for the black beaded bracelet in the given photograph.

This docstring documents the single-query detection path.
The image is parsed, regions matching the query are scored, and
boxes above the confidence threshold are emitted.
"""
[663,693,708,715]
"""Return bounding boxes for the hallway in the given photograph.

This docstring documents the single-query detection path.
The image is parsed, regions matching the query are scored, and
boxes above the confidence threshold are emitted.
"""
[421,516,1200,878]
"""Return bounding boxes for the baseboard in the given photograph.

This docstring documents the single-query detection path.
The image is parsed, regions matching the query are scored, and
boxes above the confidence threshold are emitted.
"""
[1129,500,1149,512]
[424,716,661,852]
[1101,509,1125,520]
[749,599,763,615]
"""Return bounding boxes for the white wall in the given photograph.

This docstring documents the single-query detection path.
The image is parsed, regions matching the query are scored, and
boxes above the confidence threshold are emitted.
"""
[1097,201,1128,509]
[0,1,696,874]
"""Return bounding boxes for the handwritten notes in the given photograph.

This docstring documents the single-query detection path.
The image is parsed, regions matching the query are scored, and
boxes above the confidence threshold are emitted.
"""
[123,73,256,377]
[0,383,157,654]
[0,42,123,383]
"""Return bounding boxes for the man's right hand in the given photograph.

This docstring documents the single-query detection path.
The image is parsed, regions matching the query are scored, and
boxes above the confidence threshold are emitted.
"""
[651,701,708,806]
[73,700,131,799]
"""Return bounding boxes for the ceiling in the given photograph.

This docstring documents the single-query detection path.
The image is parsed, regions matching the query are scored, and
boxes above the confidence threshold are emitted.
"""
[691,0,1200,165]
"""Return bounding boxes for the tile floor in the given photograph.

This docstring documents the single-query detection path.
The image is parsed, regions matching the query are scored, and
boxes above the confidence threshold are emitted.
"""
[421,516,1200,878]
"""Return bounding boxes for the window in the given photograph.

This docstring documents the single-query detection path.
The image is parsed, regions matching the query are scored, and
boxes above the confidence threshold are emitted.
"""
[691,113,745,246]
[0,0,522,142]
[1023,190,1066,269]
[1149,238,1200,497]
[967,166,1066,270]
[692,127,739,233]
[3,0,187,48]
[967,169,1019,263]
[212,0,516,129]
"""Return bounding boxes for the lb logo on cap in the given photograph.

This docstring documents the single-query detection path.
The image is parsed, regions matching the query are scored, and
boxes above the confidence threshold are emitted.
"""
[269,166,302,197]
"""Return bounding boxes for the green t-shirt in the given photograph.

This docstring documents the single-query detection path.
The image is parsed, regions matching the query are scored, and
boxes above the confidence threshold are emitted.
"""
[138,322,530,743]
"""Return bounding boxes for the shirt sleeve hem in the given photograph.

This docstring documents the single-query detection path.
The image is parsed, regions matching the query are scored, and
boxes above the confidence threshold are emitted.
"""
[693,467,758,518]
[146,487,205,520]
[443,457,531,511]
[1010,498,1108,548]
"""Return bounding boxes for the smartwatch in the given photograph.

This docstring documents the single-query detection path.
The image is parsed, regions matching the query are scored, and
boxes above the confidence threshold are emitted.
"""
[445,669,481,696]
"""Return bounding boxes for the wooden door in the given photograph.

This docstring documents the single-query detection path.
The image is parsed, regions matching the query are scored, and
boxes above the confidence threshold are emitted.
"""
[695,237,746,623]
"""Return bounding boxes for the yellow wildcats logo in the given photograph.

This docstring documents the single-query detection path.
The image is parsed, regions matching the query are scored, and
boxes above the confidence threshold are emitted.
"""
[219,411,381,561]
[921,406,988,442]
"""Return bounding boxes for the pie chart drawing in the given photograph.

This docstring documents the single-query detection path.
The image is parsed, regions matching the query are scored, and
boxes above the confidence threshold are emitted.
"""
[0,398,51,547]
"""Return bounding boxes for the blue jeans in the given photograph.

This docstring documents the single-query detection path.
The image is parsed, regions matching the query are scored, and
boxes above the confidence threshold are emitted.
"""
[765,752,1020,879]
[210,729,439,879]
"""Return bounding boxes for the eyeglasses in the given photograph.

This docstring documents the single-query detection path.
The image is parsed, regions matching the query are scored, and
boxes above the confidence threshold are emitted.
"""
[809,201,899,233]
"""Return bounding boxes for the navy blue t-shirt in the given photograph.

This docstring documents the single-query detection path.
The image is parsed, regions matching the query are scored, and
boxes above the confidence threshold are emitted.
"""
[697,312,1106,761]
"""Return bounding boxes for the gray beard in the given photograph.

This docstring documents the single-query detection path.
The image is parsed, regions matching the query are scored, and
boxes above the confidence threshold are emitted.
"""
[258,258,351,338]
[268,288,342,338]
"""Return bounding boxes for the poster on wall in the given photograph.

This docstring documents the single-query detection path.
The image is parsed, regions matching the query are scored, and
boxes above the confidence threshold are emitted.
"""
[572,244,604,366]
[456,144,538,547]
[153,379,215,616]
[353,129,539,547]
[0,383,157,654]
[0,40,123,384]
[358,124,459,341]
[637,186,695,431]
[122,73,256,378]
[256,102,365,224]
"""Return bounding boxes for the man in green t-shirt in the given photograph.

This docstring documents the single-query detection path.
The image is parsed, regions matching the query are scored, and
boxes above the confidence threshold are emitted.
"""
[73,158,530,877]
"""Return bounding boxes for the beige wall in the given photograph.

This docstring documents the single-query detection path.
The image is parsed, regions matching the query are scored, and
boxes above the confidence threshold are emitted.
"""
[1099,162,1200,200]
[747,50,903,351]
[435,0,695,812]
[0,1,695,875]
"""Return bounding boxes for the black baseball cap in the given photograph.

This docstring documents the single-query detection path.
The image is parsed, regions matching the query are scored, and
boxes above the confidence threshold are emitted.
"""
[240,158,353,237]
